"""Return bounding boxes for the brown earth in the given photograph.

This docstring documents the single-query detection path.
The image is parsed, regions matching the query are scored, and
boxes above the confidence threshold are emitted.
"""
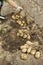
[0,13,43,65]
[0,0,43,65]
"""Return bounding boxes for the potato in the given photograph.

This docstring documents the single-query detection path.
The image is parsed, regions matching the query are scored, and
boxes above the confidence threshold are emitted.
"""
[21,23,23,26]
[27,46,32,53]
[16,15,19,19]
[20,32,23,37]
[27,34,30,39]
[17,33,20,36]
[24,44,29,49]
[20,45,27,50]
[23,34,27,38]
[19,30,22,34]
[31,49,36,55]
[20,53,27,60]
[22,48,27,53]
[35,51,41,59]
[12,15,15,19]
[26,41,33,46]
[22,21,25,24]
[17,20,22,25]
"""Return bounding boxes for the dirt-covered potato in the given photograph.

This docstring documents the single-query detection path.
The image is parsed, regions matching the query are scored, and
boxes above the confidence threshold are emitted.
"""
[20,53,27,60]
[27,46,32,53]
[27,34,30,39]
[30,49,36,55]
[21,48,27,53]
[35,51,41,59]
[20,45,27,50]
[20,32,23,37]
[15,15,20,19]
[18,30,23,34]
[22,21,25,24]
[26,41,34,46]
[24,44,29,49]
[21,23,24,26]
[17,20,22,25]
[12,15,15,19]
[17,33,20,36]
[23,34,27,38]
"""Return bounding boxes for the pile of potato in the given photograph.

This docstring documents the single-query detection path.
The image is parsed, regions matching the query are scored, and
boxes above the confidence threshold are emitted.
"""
[12,14,41,60]
[20,41,41,60]
[17,29,30,40]
[12,14,26,27]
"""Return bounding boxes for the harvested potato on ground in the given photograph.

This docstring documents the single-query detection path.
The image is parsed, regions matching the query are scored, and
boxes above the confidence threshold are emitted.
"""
[19,30,23,34]
[27,34,30,39]
[30,49,36,55]
[17,33,20,36]
[27,46,32,53]
[17,20,22,25]
[22,21,25,24]
[20,45,27,50]
[12,15,15,19]
[20,44,29,49]
[20,53,27,60]
[21,23,24,26]
[15,15,19,19]
[20,33,23,37]
[26,41,34,46]
[23,34,27,38]
[35,51,41,59]
[24,44,29,49]
[21,48,27,53]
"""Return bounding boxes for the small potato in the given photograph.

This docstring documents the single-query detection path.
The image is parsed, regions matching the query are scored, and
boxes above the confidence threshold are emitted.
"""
[35,51,41,59]
[23,34,27,38]
[20,32,23,37]
[17,33,20,36]
[19,30,22,34]
[26,41,33,46]
[16,15,19,19]
[31,49,36,55]
[22,21,25,24]
[24,44,29,49]
[24,30,27,32]
[20,53,27,60]
[17,20,22,25]
[22,48,27,53]
[12,15,15,19]
[27,34,30,39]
[27,46,32,53]
[21,23,23,26]
[20,45,27,50]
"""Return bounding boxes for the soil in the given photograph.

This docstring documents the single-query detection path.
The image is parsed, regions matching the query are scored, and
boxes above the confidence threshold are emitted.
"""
[0,13,43,65]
